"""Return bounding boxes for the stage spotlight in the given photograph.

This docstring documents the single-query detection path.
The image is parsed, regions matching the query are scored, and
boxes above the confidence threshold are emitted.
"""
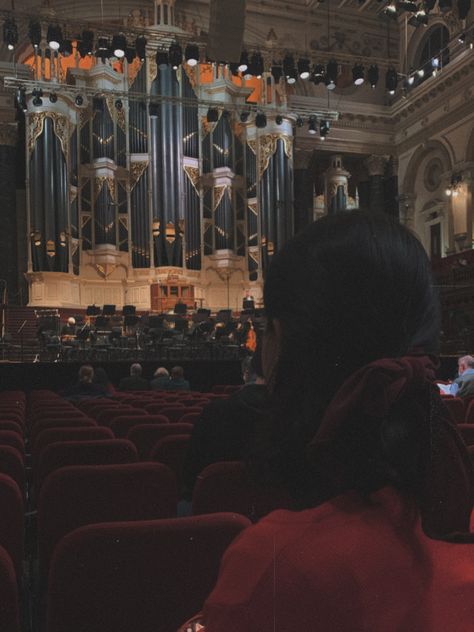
[320,119,330,139]
[206,107,219,123]
[432,56,440,68]
[32,89,43,107]
[283,54,296,79]
[271,62,283,83]
[417,67,425,77]
[255,112,267,128]
[250,52,264,78]
[3,17,18,51]
[75,94,84,106]
[16,87,27,113]
[49,92,58,103]
[125,47,136,64]
[28,20,42,48]
[313,64,325,84]
[458,0,471,20]
[368,64,379,88]
[240,110,250,123]
[458,33,467,43]
[438,0,452,11]
[386,1,397,11]
[297,58,311,79]
[135,36,147,61]
[115,99,123,111]
[112,34,126,58]
[156,50,169,66]
[229,62,240,76]
[149,103,159,117]
[169,42,182,69]
[407,73,415,86]
[275,114,283,125]
[398,1,417,10]
[308,117,317,134]
[185,44,199,66]
[287,67,297,84]
[385,67,398,94]
[96,38,109,60]
[326,59,338,89]
[296,116,304,127]
[60,39,73,57]
[47,24,62,51]
[78,30,94,58]
[352,64,365,85]
[238,51,249,73]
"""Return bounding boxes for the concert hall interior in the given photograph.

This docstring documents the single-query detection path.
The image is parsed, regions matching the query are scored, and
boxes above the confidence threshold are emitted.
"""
[0,0,474,630]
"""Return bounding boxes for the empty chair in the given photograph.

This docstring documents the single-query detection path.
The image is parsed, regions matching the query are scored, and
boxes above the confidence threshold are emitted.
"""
[154,407,193,423]
[179,412,201,425]
[192,461,292,522]
[151,435,191,491]
[31,418,96,449]
[39,463,177,580]
[0,474,24,579]
[144,402,184,416]
[47,513,250,632]
[0,545,20,632]
[0,431,24,455]
[0,421,23,436]
[94,406,139,426]
[110,414,169,439]
[37,440,138,491]
[0,447,25,495]
[442,397,464,423]
[128,423,193,460]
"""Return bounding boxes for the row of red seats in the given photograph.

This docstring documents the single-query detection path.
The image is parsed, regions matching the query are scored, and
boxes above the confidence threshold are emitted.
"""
[441,396,474,424]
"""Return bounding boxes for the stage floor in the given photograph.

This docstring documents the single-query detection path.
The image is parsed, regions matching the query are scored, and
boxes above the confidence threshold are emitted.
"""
[0,359,242,392]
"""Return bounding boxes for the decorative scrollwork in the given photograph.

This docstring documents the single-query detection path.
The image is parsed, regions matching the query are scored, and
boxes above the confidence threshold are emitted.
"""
[27,112,70,161]
[94,176,116,203]
[130,161,149,190]
[258,133,293,177]
[183,165,200,192]
[213,184,230,211]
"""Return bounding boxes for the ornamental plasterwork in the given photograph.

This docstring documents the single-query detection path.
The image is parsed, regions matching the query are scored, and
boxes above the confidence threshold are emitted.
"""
[183,165,200,192]
[130,161,149,190]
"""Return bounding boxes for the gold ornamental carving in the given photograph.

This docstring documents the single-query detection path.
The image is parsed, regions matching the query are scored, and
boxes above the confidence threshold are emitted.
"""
[130,161,149,190]
[94,264,116,279]
[183,165,200,192]
[106,97,126,132]
[213,184,230,212]
[148,55,158,85]
[258,134,293,177]
[0,123,17,147]
[94,176,116,203]
[248,202,258,216]
[27,112,70,161]
[247,139,257,155]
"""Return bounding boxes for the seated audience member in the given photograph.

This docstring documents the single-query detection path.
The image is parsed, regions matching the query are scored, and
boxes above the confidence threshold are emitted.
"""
[118,363,149,391]
[61,316,77,336]
[62,365,107,399]
[93,367,116,395]
[449,355,474,397]
[150,367,170,390]
[194,211,474,632]
[162,366,190,391]
[183,350,267,497]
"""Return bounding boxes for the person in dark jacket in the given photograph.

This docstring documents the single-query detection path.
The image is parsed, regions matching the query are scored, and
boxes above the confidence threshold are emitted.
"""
[183,351,267,498]
[118,363,149,391]
[162,366,190,391]
[62,365,108,400]
[150,367,170,390]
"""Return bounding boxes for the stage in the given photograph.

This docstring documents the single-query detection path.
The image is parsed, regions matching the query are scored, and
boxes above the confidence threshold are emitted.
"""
[0,359,243,392]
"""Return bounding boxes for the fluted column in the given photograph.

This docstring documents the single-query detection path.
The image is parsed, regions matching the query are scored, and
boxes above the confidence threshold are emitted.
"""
[0,122,18,301]
[365,154,387,214]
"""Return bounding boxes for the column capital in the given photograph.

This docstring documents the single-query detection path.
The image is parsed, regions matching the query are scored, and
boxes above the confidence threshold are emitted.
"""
[0,122,17,147]
[365,154,388,177]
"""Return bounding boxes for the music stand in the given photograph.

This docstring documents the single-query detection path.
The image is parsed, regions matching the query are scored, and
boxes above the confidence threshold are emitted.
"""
[174,302,187,315]
[102,304,116,316]
[95,316,110,330]
[124,315,139,327]
[86,305,101,316]
[123,305,136,316]
[148,315,164,329]
[216,309,232,323]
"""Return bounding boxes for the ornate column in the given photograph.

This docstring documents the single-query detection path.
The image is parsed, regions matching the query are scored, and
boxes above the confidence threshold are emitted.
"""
[0,122,19,301]
[365,154,387,214]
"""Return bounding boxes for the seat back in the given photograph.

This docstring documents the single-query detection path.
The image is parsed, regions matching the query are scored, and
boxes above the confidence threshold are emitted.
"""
[0,545,20,632]
[458,424,474,446]
[154,407,191,423]
[0,474,24,578]
[0,421,23,436]
[31,418,96,448]
[39,463,177,579]
[0,431,24,455]
[47,513,250,632]
[37,440,138,491]
[0,446,25,494]
[442,397,464,423]
[465,399,474,423]
[110,415,169,439]
[192,461,292,522]
[128,423,193,460]
[151,435,191,490]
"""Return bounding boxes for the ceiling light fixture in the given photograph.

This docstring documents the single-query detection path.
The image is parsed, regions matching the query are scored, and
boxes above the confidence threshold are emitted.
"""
[352,64,365,86]
[185,44,199,66]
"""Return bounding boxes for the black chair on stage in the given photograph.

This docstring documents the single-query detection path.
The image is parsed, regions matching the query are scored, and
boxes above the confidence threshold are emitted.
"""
[174,302,187,316]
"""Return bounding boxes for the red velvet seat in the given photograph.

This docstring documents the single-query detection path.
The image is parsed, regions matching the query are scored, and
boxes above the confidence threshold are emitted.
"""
[178,412,201,425]
[442,397,464,423]
[37,439,138,491]
[0,447,25,495]
[0,545,20,632]
[47,513,250,632]
[144,402,184,416]
[94,406,139,426]
[192,461,292,522]
[151,435,191,490]
[153,406,193,423]
[0,421,23,436]
[127,423,193,460]
[0,431,24,454]
[110,414,169,439]
[38,462,177,581]
[0,474,24,579]
[458,424,474,446]
[465,399,474,423]
[31,418,96,448]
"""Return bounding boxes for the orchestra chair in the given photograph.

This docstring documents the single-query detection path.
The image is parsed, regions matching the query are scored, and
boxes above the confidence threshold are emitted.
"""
[47,513,251,632]
[36,440,138,493]
[151,435,191,492]
[110,415,169,439]
[127,423,193,461]
[192,461,292,523]
[0,545,20,632]
[38,462,178,583]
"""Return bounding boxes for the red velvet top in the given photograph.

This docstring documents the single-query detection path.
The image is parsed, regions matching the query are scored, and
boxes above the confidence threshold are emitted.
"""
[203,487,474,631]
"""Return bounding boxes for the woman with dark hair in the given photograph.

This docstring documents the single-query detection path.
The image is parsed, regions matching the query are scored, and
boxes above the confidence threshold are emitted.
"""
[92,367,116,396]
[194,212,474,631]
